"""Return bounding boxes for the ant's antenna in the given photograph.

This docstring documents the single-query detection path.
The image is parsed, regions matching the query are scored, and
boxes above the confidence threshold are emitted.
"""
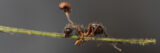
[59,2,74,25]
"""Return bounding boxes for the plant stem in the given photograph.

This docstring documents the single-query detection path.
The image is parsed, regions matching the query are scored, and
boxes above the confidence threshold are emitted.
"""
[0,26,156,45]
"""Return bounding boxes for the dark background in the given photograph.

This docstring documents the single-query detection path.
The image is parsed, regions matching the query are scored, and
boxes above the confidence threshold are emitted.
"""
[0,0,159,53]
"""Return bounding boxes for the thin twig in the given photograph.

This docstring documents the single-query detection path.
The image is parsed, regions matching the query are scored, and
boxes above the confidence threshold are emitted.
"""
[0,26,156,45]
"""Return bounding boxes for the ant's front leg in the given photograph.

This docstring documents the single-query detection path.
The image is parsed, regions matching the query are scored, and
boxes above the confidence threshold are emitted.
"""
[74,26,86,46]
[74,37,85,46]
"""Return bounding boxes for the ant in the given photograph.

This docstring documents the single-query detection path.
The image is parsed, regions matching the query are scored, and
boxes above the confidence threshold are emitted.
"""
[59,2,122,52]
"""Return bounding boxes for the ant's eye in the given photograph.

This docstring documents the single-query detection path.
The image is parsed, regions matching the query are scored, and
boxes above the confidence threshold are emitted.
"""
[59,2,71,13]
[66,28,71,31]
[64,28,73,34]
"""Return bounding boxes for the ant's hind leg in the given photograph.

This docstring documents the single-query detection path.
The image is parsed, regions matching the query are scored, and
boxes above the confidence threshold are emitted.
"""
[111,43,122,52]
[100,25,122,51]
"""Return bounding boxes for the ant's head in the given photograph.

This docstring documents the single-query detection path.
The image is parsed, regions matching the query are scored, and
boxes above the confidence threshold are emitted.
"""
[59,2,71,13]
[64,24,73,38]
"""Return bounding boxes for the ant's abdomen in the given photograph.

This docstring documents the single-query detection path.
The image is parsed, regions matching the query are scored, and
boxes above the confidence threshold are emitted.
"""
[94,26,104,34]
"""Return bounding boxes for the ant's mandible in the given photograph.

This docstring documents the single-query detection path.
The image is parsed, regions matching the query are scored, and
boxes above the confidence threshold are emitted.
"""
[59,1,122,52]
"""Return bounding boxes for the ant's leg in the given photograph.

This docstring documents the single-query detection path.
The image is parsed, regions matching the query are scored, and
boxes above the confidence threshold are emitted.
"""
[74,26,86,46]
[98,25,122,50]
[111,43,122,52]
[100,25,122,51]
[86,24,95,40]
[74,30,85,45]
[86,25,104,41]
[86,25,111,47]
[86,25,104,47]
[87,25,103,37]
[86,24,92,36]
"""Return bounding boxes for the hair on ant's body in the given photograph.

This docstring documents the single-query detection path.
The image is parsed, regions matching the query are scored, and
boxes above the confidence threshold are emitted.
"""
[59,1,122,52]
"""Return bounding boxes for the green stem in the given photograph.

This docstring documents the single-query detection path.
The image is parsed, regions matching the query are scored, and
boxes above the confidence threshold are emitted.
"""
[0,26,156,45]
